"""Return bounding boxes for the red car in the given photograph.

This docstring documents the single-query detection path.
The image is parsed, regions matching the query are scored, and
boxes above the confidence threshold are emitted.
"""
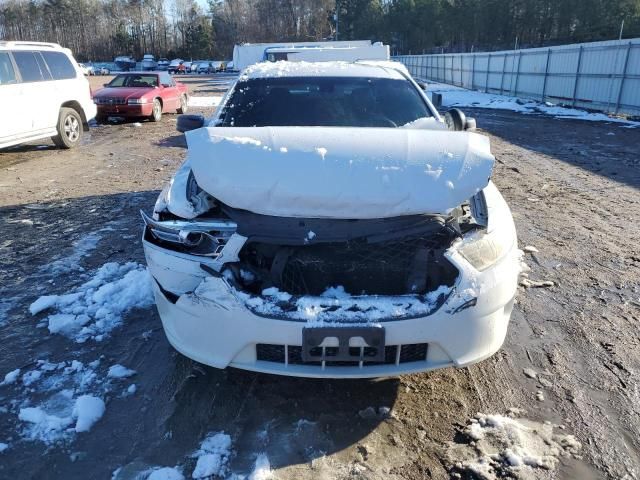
[93,71,189,123]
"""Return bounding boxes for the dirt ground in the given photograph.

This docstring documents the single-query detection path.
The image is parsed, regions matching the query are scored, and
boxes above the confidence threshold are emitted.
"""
[0,73,639,479]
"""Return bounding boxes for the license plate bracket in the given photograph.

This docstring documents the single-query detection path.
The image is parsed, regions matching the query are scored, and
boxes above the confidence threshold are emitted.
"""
[301,326,386,363]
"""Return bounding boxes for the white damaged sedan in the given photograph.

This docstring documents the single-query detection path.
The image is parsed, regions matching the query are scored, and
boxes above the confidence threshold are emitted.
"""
[142,61,521,378]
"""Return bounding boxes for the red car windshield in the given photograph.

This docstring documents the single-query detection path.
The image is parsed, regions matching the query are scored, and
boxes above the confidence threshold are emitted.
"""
[108,74,158,88]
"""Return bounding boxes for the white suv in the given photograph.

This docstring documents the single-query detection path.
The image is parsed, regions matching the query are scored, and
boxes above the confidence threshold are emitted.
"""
[0,41,97,149]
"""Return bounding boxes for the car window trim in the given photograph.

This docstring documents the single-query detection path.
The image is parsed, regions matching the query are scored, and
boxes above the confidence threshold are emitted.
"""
[0,51,20,85]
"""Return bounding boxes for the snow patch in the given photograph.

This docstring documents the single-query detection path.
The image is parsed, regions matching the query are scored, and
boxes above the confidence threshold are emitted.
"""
[0,442,8,453]
[191,432,233,479]
[448,412,582,479]
[147,467,185,480]
[188,96,223,107]
[29,262,154,342]
[72,395,105,432]
[1,368,20,385]
[426,81,640,127]
[43,233,102,275]
[107,364,136,379]
[248,453,272,480]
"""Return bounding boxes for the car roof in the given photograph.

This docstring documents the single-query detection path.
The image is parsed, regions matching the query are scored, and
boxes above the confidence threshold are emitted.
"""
[239,60,409,81]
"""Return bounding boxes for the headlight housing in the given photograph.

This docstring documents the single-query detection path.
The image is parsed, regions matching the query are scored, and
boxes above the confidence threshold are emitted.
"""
[457,229,514,271]
[127,98,148,105]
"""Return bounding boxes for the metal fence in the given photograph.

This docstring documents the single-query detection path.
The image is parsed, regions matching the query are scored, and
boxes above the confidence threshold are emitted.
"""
[395,38,640,116]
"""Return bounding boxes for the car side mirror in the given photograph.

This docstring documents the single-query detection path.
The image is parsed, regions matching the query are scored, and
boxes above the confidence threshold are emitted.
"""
[161,83,171,88]
[103,83,108,87]
[177,114,205,133]
[417,81,427,90]
[445,109,466,131]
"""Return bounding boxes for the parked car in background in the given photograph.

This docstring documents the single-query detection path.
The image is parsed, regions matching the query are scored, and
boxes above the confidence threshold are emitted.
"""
[144,61,520,378]
[78,63,94,75]
[224,61,236,72]
[168,58,183,74]
[182,61,192,73]
[0,41,96,149]
[141,54,157,71]
[157,58,170,71]
[114,55,136,71]
[96,66,110,75]
[196,61,212,74]
[93,71,188,123]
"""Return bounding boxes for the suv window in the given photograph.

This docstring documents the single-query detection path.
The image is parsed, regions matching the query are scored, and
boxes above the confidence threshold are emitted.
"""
[12,51,48,82]
[0,52,17,85]
[42,51,76,80]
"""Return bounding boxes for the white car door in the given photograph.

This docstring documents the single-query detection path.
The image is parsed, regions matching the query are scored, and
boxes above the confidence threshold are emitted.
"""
[0,51,28,144]
[11,50,58,133]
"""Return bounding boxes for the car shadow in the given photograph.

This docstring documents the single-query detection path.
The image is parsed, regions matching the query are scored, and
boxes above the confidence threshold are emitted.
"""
[460,108,640,190]
[0,190,399,479]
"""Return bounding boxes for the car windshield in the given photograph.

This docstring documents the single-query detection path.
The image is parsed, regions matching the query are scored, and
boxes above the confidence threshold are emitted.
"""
[218,76,432,127]
[107,74,158,88]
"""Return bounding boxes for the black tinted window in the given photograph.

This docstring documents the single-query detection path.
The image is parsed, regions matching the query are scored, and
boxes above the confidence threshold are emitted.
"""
[219,77,432,127]
[42,51,76,80]
[12,51,46,82]
[0,52,17,85]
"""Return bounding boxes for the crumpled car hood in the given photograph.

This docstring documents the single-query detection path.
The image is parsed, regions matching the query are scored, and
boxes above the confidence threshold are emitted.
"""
[186,126,494,219]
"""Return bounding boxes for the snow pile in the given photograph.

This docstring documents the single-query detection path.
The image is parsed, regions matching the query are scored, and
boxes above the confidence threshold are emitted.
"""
[18,391,105,443]
[448,412,582,479]
[427,82,640,127]
[225,282,453,323]
[191,432,233,479]
[0,442,8,453]
[29,262,154,342]
[188,96,223,107]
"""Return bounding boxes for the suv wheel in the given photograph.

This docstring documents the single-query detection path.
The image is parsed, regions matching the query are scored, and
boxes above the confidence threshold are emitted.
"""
[150,99,162,122]
[177,95,188,114]
[52,107,83,149]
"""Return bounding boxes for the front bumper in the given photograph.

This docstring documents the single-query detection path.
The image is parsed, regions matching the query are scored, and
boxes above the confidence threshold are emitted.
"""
[96,104,153,117]
[143,182,520,378]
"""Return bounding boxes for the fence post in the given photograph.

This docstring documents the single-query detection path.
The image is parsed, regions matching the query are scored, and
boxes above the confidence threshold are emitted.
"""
[450,55,454,85]
[571,45,583,107]
[499,53,506,94]
[615,42,632,114]
[514,51,521,96]
[485,54,491,93]
[471,53,476,90]
[541,48,551,102]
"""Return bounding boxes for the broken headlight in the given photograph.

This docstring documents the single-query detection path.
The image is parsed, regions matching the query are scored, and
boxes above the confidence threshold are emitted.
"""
[457,228,514,271]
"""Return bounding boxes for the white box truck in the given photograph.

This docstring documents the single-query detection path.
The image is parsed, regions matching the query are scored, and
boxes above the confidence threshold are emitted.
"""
[232,41,379,70]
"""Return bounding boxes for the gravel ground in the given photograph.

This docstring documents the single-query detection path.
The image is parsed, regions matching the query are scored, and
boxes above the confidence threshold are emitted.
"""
[0,74,638,479]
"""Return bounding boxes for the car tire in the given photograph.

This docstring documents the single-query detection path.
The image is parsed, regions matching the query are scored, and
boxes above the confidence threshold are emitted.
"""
[52,107,83,149]
[177,95,188,114]
[150,99,162,122]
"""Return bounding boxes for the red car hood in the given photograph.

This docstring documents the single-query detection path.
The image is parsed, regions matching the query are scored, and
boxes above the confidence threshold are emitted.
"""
[94,87,155,99]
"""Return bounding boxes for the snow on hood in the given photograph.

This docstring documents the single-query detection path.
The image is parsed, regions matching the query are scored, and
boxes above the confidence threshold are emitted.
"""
[186,126,494,219]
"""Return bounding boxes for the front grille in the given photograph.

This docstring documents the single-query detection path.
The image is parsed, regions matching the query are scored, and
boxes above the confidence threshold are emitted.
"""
[95,97,126,105]
[256,343,428,367]
[278,236,450,296]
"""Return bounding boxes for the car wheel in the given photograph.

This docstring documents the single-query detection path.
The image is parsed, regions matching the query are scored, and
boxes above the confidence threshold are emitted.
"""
[150,99,162,122]
[177,95,188,114]
[52,107,83,149]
